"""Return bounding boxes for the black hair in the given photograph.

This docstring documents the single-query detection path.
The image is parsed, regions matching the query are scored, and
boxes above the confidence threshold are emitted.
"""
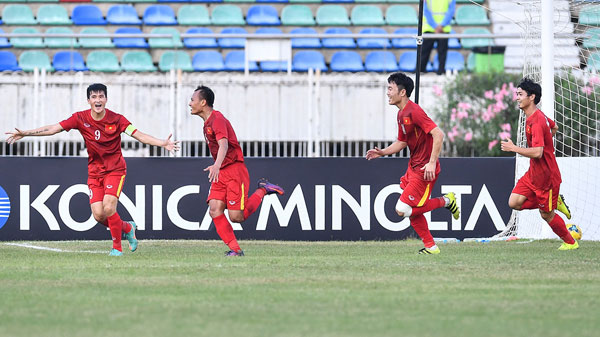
[387,72,414,98]
[517,78,541,105]
[87,83,107,99]
[194,85,215,107]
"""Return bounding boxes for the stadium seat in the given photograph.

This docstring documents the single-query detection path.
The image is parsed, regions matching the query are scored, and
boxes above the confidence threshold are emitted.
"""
[330,51,364,72]
[448,31,461,49]
[255,27,283,34]
[159,51,193,72]
[292,50,327,72]
[391,27,417,48]
[467,52,475,71]
[224,50,259,71]
[121,51,157,72]
[19,51,54,72]
[218,27,247,48]
[322,0,353,3]
[455,5,490,25]
[53,51,88,72]
[398,50,416,72]
[385,5,418,25]
[316,5,350,26]
[583,28,600,48]
[388,0,419,2]
[192,50,225,71]
[211,5,246,25]
[10,27,44,48]
[45,27,80,48]
[357,28,391,49]
[0,29,11,48]
[322,27,355,48]
[224,0,257,3]
[351,5,384,26]
[281,5,315,26]
[257,0,287,3]
[247,5,281,25]
[72,5,107,25]
[177,5,210,25]
[148,27,183,48]
[37,5,72,25]
[439,51,465,72]
[290,0,320,3]
[290,27,321,48]
[460,27,493,49]
[587,52,600,71]
[143,5,177,25]
[0,51,21,71]
[114,27,149,48]
[183,27,218,48]
[579,6,600,26]
[86,50,121,72]
[106,5,142,25]
[79,27,114,48]
[2,5,37,25]
[260,60,290,72]
[365,51,399,72]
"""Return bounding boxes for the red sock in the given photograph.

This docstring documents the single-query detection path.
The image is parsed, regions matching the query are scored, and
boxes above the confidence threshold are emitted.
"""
[547,213,575,244]
[243,188,266,220]
[520,199,539,210]
[122,221,132,233]
[410,197,445,217]
[213,214,241,252]
[410,214,435,248]
[107,213,123,251]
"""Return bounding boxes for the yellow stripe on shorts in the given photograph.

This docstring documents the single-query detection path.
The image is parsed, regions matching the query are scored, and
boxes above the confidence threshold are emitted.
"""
[241,183,245,210]
[116,175,126,197]
[417,183,431,207]
[549,188,553,212]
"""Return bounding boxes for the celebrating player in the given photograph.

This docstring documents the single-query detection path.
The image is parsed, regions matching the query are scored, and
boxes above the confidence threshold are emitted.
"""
[501,78,576,250]
[366,73,460,255]
[5,83,179,256]
[189,85,284,257]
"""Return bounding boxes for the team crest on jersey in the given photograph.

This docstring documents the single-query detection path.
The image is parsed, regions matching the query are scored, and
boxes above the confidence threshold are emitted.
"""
[229,201,236,205]
[526,125,531,134]
[105,124,117,133]
[84,123,91,128]
[403,117,412,125]
[206,127,213,135]
[408,195,415,201]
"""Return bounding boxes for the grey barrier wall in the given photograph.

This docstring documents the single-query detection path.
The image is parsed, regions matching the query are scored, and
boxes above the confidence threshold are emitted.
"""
[0,157,515,241]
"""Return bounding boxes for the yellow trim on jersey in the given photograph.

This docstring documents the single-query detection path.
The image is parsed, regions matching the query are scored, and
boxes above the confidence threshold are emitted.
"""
[241,183,245,210]
[116,175,126,197]
[417,183,431,207]
[125,124,137,136]
[549,188,553,212]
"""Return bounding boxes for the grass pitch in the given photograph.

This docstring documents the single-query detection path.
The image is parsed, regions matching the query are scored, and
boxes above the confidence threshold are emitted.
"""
[1,239,599,337]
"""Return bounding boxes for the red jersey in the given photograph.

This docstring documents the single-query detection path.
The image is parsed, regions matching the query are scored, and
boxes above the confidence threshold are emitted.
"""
[59,109,136,178]
[203,110,244,168]
[397,100,440,172]
[524,109,561,189]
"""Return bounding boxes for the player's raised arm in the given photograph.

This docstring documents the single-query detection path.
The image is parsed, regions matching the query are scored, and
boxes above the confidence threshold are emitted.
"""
[365,140,407,160]
[131,130,180,153]
[5,123,64,144]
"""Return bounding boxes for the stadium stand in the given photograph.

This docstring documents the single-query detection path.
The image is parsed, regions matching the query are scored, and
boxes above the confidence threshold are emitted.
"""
[44,27,79,48]
[391,27,417,48]
[52,51,88,72]
[0,50,21,71]
[71,5,107,26]
[322,27,355,48]
[357,28,391,48]
[10,27,44,48]
[455,5,490,25]
[365,50,399,72]
[292,50,328,71]
[79,27,114,48]
[37,4,71,25]
[224,50,259,71]
[143,5,178,26]
[106,5,142,25]
[385,5,418,25]
[351,5,385,26]
[121,51,157,72]
[148,27,183,48]
[0,29,11,48]
[192,50,225,71]
[218,27,248,48]
[460,27,493,49]
[86,50,121,72]
[183,27,219,48]
[19,50,54,72]
[177,5,210,25]
[246,5,281,25]
[316,5,350,26]
[159,50,194,71]
[290,27,321,48]
[398,50,417,72]
[211,5,246,25]
[2,4,37,25]
[114,27,149,48]
[281,5,315,26]
[330,51,364,72]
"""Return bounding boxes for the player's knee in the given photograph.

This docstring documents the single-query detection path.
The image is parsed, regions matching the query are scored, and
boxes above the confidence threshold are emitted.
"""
[209,208,224,218]
[540,209,553,221]
[395,200,412,217]
[102,205,116,217]
[93,214,106,224]
[229,213,245,223]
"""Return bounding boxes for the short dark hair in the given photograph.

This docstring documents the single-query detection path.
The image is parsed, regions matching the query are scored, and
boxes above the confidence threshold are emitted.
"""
[517,78,541,105]
[194,85,215,107]
[387,72,414,98]
[87,83,107,99]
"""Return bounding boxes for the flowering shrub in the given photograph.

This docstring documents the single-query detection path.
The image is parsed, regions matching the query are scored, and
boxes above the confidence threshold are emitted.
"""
[434,72,522,157]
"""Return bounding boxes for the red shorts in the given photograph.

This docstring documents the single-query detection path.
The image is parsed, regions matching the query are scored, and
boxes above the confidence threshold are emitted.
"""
[399,166,438,207]
[87,174,126,204]
[206,162,250,211]
[513,175,559,212]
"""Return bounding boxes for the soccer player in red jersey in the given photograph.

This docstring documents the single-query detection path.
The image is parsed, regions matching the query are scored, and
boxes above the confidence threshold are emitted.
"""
[501,78,577,250]
[6,83,179,256]
[366,73,460,255]
[189,85,284,257]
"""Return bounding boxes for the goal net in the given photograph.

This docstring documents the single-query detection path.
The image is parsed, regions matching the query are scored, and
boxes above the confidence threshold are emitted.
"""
[498,0,600,240]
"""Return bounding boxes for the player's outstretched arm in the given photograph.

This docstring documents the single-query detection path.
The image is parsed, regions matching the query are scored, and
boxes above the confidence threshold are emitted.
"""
[501,138,543,159]
[132,131,180,153]
[365,140,407,160]
[5,124,64,144]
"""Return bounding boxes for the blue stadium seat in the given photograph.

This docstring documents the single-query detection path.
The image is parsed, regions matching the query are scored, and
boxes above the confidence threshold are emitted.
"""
[260,61,290,72]
[192,51,225,71]
[322,0,354,3]
[426,57,437,72]
[365,51,399,72]
[0,29,11,48]
[72,5,106,25]
[290,27,321,48]
[247,5,281,26]
[255,27,283,35]
[224,51,259,71]
[218,27,248,48]
[330,51,364,72]
[448,31,461,49]
[257,0,288,3]
[53,51,88,72]
[114,27,149,48]
[357,28,390,49]
[441,51,465,71]
[322,27,355,48]
[391,28,417,48]
[0,51,21,71]
[292,50,327,72]
[183,27,218,48]
[398,51,417,72]
[107,5,142,25]
[143,5,177,25]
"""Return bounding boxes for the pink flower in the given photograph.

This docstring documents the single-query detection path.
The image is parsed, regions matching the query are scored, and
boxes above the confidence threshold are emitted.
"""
[451,113,456,122]
[464,132,473,142]
[451,108,457,113]
[488,140,498,150]
[457,111,469,120]
[501,123,511,132]
[457,102,471,110]
[484,90,494,99]
[433,85,443,97]
[447,131,456,142]
[590,76,600,86]
[498,131,511,140]
[582,86,593,95]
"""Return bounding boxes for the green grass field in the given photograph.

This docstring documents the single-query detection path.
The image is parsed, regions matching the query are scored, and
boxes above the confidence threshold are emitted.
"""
[1,239,599,337]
